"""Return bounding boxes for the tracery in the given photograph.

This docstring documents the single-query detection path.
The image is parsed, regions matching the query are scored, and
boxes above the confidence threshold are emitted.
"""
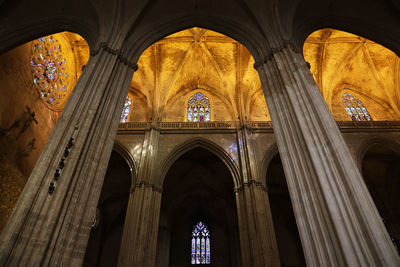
[187,93,210,122]
[341,93,372,121]
[191,221,210,264]
[30,35,70,109]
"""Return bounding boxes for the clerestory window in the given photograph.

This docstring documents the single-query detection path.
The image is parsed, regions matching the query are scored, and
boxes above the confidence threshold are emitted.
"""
[187,93,210,122]
[341,92,372,121]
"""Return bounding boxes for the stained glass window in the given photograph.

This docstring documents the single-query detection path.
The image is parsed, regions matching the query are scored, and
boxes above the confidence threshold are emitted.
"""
[120,96,132,123]
[341,93,372,121]
[31,35,70,109]
[191,221,210,264]
[188,93,210,122]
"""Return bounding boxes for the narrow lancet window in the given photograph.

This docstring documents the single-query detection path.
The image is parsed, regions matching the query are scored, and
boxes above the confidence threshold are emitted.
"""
[187,93,210,122]
[191,221,210,264]
[120,96,132,123]
[341,93,372,121]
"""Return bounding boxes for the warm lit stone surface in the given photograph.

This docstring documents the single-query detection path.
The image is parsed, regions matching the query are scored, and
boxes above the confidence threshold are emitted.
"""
[1,19,400,266]
[304,29,400,121]
[129,28,270,122]
[0,32,88,234]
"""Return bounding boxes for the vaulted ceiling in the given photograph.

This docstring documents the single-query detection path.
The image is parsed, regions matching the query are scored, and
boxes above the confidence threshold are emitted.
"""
[2,28,400,124]
[304,28,400,121]
[129,27,270,122]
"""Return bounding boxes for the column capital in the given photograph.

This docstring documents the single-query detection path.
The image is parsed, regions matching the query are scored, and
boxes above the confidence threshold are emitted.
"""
[253,40,298,70]
[134,181,162,194]
[234,179,268,193]
[91,42,138,71]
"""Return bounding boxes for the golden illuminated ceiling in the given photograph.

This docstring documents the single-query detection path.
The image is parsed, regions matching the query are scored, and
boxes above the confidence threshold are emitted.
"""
[128,27,269,122]
[304,29,400,121]
[13,28,400,122]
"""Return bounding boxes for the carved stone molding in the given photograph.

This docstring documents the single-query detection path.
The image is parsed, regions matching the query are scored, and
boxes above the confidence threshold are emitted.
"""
[234,179,268,193]
[92,43,139,71]
[134,181,162,194]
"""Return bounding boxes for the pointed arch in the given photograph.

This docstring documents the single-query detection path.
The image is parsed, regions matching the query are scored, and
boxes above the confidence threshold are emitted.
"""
[356,137,400,171]
[290,5,400,57]
[261,143,279,184]
[0,12,98,55]
[113,140,137,186]
[158,137,240,189]
[122,14,268,66]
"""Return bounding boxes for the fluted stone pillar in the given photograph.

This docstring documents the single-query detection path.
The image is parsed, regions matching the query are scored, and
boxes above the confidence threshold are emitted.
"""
[118,128,162,267]
[0,45,136,266]
[235,128,280,266]
[255,44,400,266]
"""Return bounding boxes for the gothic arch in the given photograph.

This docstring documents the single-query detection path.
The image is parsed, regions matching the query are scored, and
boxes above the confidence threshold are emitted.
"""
[279,0,400,57]
[356,137,400,171]
[113,140,137,186]
[123,14,269,65]
[158,137,241,189]
[292,14,400,57]
[261,143,279,185]
[0,13,98,55]
[263,143,307,266]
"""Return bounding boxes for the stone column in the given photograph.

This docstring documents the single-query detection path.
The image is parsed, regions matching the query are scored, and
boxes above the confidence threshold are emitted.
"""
[255,44,400,266]
[235,128,280,266]
[118,128,162,267]
[0,45,136,266]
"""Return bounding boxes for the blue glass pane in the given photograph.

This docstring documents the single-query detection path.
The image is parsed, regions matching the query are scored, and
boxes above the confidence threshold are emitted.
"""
[191,222,210,265]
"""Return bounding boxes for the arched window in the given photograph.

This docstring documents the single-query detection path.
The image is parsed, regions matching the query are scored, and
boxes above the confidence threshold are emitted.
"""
[187,93,210,122]
[341,93,372,121]
[191,221,210,264]
[120,96,132,123]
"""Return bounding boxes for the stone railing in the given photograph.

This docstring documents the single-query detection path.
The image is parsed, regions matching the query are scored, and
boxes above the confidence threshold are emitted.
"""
[118,121,400,131]
[118,121,238,130]
[158,121,236,129]
[336,121,400,129]
[118,122,151,129]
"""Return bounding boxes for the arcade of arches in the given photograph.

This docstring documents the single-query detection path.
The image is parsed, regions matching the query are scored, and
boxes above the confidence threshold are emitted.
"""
[1,4,400,266]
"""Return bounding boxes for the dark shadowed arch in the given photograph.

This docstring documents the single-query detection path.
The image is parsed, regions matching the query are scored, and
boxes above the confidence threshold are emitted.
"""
[83,148,134,267]
[156,146,242,267]
[123,14,269,65]
[158,137,241,189]
[284,0,400,56]
[0,13,98,55]
[261,143,279,182]
[265,151,306,266]
[359,137,400,253]
[357,137,400,170]
[113,140,137,185]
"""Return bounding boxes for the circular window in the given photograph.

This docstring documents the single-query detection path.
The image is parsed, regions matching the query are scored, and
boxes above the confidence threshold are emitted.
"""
[30,35,74,110]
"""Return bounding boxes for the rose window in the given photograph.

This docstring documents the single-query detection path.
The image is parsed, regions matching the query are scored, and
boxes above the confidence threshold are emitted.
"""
[31,35,71,110]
